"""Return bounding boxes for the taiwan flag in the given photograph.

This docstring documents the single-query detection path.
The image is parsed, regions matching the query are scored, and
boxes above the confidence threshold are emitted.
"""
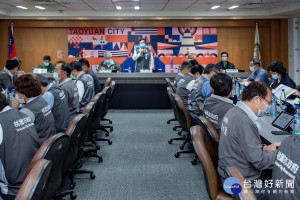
[8,23,16,59]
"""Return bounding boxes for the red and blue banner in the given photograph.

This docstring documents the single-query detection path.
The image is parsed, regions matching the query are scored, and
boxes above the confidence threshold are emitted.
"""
[68,27,218,73]
[8,23,16,59]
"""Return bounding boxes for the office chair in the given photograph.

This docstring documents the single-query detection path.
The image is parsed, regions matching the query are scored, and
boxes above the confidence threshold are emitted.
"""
[191,125,231,200]
[102,77,111,89]
[97,86,113,135]
[165,78,178,124]
[15,159,52,200]
[166,87,181,132]
[26,133,71,200]
[101,81,115,129]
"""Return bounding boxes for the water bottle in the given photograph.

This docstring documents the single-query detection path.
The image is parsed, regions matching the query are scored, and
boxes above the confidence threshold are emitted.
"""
[270,93,277,117]
[240,78,245,94]
[235,80,240,96]
[231,74,235,82]
[128,67,131,73]
[9,89,15,102]
[280,89,287,111]
[293,105,300,135]
[32,65,35,73]
[4,86,9,99]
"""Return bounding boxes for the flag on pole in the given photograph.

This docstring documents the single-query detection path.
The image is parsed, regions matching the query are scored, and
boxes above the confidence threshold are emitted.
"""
[253,23,261,60]
[8,23,16,59]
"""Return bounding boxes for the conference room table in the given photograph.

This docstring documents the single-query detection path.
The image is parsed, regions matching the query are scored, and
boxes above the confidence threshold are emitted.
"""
[41,72,250,109]
[258,115,291,144]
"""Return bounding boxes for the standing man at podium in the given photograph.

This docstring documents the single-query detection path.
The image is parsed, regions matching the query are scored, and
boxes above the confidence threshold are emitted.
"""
[132,38,154,72]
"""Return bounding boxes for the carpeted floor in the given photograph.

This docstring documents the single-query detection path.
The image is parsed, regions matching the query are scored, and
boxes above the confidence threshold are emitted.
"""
[74,109,209,200]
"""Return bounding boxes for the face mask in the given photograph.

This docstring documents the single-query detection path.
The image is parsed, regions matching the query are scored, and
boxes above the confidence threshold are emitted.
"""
[250,66,255,72]
[43,62,50,66]
[140,44,145,49]
[70,74,76,80]
[272,74,279,80]
[14,70,18,76]
[53,72,60,82]
[256,98,270,117]
[221,57,228,62]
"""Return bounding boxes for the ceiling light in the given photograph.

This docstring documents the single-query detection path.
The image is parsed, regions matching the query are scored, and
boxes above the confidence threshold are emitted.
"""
[116,6,122,10]
[16,6,28,9]
[210,5,220,10]
[228,5,239,9]
[35,5,46,10]
[134,6,140,10]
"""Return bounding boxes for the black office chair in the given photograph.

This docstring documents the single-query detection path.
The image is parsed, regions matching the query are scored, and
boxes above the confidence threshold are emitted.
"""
[15,159,52,200]
[102,77,111,90]
[100,81,115,130]
[166,87,181,132]
[26,133,71,200]
[97,86,113,135]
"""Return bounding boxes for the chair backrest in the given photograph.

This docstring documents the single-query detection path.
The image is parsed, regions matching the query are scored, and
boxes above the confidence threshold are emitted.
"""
[191,125,226,200]
[197,116,220,159]
[170,81,177,93]
[172,93,191,132]
[90,92,105,133]
[110,80,116,94]
[197,101,204,116]
[16,159,52,200]
[167,87,178,120]
[64,114,87,172]
[100,86,112,119]
[80,102,96,147]
[26,133,69,200]
[225,166,257,200]
[103,77,111,89]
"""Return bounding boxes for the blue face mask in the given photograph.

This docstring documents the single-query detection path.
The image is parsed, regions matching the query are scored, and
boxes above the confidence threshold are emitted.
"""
[43,62,50,67]
[272,74,279,80]
[249,66,255,72]
[140,44,145,49]
[53,72,60,82]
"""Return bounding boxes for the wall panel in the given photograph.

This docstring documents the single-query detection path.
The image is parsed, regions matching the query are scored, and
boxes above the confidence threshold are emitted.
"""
[0,19,288,74]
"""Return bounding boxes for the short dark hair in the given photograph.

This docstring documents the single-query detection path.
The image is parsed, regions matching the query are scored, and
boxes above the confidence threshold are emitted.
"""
[56,61,71,77]
[70,61,82,71]
[35,74,49,87]
[0,93,9,112]
[251,58,261,67]
[78,58,90,68]
[5,59,19,70]
[43,55,51,61]
[190,63,204,75]
[210,73,232,97]
[180,61,192,71]
[75,51,83,58]
[241,81,270,101]
[139,38,146,42]
[14,74,42,98]
[189,59,198,66]
[267,60,286,76]
[204,63,219,74]
[221,52,228,57]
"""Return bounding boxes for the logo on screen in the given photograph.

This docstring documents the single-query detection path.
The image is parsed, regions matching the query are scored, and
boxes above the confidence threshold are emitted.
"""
[223,177,242,194]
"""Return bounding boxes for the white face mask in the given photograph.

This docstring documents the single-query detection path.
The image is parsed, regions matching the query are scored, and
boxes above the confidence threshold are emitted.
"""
[250,66,255,72]
[221,57,228,62]
[43,62,50,66]
[256,98,270,117]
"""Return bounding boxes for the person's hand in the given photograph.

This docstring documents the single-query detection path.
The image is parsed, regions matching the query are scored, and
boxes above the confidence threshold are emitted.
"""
[294,90,300,97]
[18,70,25,77]
[237,78,243,82]
[11,99,20,109]
[1,89,4,94]
[139,49,144,54]
[263,142,281,151]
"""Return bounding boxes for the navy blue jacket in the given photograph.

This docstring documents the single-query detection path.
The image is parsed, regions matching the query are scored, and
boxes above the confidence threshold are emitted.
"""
[87,69,101,94]
[269,74,296,89]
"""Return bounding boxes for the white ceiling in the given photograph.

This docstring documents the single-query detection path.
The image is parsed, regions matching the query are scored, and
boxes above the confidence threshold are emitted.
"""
[0,0,300,19]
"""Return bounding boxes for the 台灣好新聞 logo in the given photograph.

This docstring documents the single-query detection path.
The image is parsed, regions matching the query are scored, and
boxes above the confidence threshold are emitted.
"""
[223,177,242,194]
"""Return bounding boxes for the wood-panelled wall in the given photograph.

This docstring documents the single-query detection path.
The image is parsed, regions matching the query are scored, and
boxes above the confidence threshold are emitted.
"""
[0,19,288,73]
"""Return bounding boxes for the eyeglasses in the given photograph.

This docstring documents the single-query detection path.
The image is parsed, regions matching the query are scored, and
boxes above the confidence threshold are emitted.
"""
[54,69,63,73]
[259,97,272,105]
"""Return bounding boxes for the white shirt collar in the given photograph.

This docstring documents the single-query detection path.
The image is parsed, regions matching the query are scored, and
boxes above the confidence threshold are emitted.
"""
[237,101,258,123]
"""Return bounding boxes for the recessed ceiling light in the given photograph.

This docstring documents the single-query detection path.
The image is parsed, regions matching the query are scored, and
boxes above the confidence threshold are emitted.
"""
[116,6,122,10]
[134,0,139,1]
[134,6,140,10]
[210,5,220,10]
[228,5,239,9]
[16,6,28,9]
[35,5,46,10]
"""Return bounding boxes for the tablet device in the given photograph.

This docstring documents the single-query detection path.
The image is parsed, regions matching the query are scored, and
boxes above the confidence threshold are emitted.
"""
[271,111,294,131]
[271,130,291,135]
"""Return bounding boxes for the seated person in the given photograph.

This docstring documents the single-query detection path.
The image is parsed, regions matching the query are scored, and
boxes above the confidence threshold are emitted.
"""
[176,62,202,107]
[0,59,24,91]
[218,81,281,200]
[270,134,300,199]
[37,55,55,73]
[54,61,79,120]
[187,53,195,61]
[188,64,219,125]
[12,56,23,69]
[36,74,71,133]
[238,58,269,85]
[70,61,95,111]
[99,51,120,72]
[12,74,56,145]
[75,51,83,61]
[0,93,40,199]
[174,61,192,87]
[216,51,236,71]
[268,60,296,89]
[203,73,234,133]
[79,58,102,94]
